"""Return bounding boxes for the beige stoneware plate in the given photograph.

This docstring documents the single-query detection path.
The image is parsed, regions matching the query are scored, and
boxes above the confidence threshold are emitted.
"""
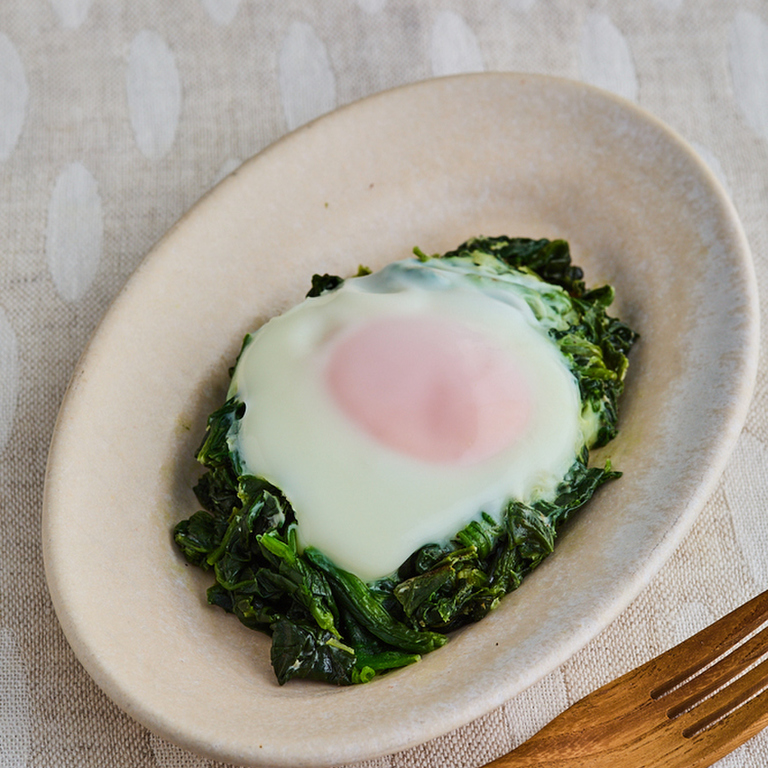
[42,74,758,767]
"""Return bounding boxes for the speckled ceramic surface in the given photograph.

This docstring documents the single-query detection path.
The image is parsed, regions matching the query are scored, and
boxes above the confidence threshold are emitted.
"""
[42,74,758,767]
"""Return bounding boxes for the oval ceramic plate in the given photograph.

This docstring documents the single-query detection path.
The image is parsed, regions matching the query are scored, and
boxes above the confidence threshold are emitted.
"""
[43,74,758,767]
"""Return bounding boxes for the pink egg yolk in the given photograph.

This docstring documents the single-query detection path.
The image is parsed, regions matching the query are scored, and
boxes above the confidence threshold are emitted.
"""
[326,315,533,465]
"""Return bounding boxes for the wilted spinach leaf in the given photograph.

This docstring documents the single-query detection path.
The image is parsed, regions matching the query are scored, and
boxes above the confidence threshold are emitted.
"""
[270,620,356,685]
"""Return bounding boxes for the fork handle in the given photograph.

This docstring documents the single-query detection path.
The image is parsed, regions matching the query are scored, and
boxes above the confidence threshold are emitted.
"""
[483,668,660,768]
[484,702,620,767]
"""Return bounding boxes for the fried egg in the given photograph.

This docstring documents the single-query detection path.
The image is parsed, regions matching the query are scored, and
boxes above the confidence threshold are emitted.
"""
[228,258,594,582]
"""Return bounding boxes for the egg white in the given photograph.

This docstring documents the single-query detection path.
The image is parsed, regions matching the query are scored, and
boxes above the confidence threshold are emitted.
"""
[229,259,588,582]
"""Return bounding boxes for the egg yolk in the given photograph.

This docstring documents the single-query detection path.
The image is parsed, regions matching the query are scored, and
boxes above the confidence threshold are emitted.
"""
[326,316,532,465]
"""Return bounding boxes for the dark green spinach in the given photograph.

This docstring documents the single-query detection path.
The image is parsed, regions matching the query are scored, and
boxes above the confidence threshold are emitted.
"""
[173,236,637,686]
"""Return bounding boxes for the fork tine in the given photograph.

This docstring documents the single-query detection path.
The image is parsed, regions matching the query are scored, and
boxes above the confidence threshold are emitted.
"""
[663,624,768,718]
[649,590,768,698]
[676,655,768,738]
[675,685,768,768]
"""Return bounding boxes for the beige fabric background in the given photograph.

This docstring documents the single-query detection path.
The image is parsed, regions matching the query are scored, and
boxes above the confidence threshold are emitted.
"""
[1,0,768,765]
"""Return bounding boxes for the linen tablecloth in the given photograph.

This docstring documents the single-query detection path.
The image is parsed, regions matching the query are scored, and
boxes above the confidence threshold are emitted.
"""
[2,1,767,765]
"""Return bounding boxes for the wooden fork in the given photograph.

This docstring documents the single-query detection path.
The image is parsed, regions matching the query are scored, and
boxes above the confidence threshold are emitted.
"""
[487,589,768,768]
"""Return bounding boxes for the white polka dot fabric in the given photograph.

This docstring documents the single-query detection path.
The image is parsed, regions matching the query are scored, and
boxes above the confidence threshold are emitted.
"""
[1,1,768,766]
[579,11,638,101]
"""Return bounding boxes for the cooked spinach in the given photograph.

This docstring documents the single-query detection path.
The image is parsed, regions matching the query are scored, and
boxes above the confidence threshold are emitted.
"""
[173,236,637,686]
